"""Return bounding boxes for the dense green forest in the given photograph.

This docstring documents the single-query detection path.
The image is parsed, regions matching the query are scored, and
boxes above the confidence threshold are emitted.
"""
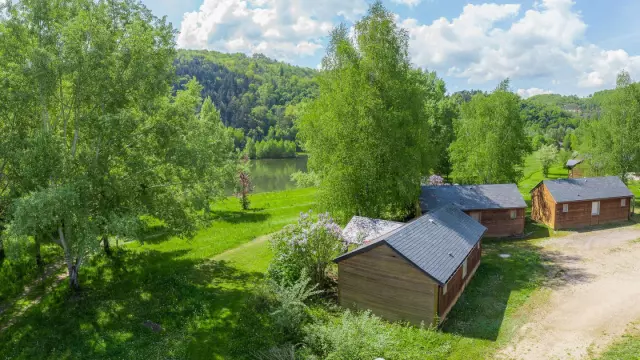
[174,50,317,158]
[175,49,618,161]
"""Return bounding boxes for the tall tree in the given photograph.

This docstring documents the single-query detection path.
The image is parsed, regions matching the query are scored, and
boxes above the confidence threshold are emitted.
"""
[1,0,235,290]
[298,2,434,221]
[449,82,529,184]
[579,70,640,181]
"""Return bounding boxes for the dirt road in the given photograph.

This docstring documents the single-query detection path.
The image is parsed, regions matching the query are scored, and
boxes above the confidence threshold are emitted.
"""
[501,224,640,360]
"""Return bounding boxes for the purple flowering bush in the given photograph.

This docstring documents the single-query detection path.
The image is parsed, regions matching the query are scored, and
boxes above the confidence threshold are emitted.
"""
[268,211,345,289]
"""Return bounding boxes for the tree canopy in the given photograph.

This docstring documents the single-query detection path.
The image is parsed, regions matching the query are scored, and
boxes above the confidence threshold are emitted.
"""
[0,0,235,289]
[450,82,529,184]
[299,2,437,221]
[578,71,640,181]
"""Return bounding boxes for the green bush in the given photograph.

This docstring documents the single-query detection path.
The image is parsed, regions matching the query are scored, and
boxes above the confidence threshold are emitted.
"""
[254,139,296,159]
[267,211,344,288]
[302,310,394,360]
[290,171,321,188]
[268,272,322,338]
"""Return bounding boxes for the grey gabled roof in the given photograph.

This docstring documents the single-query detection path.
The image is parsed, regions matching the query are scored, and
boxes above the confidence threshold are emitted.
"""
[342,216,404,245]
[420,184,526,212]
[536,176,633,203]
[334,204,487,285]
[565,159,583,168]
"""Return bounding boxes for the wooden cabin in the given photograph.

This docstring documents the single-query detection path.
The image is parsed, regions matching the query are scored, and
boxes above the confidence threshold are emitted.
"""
[531,176,634,230]
[334,205,487,327]
[420,184,526,238]
[566,159,585,179]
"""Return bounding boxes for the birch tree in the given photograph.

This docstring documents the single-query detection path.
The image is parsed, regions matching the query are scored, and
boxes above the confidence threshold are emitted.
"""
[449,81,529,184]
[1,0,235,290]
[298,2,435,221]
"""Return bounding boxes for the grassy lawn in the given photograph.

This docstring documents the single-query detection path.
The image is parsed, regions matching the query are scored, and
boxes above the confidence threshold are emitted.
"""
[517,152,567,203]
[0,188,316,360]
[2,154,637,359]
[594,323,640,360]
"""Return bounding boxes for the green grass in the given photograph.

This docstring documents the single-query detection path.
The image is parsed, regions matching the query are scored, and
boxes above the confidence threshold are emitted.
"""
[0,188,316,360]
[595,329,640,360]
[517,152,567,203]
[4,153,634,359]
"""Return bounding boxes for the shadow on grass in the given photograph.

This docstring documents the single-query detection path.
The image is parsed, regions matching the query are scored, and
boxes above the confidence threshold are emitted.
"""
[442,240,591,342]
[209,210,271,224]
[0,248,269,360]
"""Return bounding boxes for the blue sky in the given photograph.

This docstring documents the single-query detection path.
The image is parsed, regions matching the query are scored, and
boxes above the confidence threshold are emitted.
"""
[141,0,640,97]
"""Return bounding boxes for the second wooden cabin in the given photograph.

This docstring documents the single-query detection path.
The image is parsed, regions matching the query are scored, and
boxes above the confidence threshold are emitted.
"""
[420,184,527,238]
[531,176,634,230]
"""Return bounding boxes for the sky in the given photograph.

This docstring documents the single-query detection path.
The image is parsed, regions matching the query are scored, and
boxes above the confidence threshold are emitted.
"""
[140,0,640,97]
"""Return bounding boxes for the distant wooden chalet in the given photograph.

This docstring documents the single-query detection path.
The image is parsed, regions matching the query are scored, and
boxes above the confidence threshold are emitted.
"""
[531,176,634,230]
[334,205,487,326]
[420,184,527,237]
[565,159,585,178]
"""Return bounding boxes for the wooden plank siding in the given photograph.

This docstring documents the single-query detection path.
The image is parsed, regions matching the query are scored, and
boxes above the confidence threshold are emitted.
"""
[531,183,556,228]
[553,197,632,229]
[438,242,482,322]
[338,244,438,326]
[466,209,525,238]
[532,183,632,230]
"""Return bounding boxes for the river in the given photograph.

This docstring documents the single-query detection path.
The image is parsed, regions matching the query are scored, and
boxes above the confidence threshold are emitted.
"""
[249,155,308,193]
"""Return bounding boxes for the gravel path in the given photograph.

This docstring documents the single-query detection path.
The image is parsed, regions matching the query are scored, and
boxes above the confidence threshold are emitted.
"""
[500,224,640,360]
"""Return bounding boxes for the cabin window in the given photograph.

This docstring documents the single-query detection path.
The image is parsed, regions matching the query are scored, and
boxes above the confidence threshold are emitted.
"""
[622,198,627,207]
[462,259,468,279]
[470,212,481,222]
[510,210,517,220]
[563,204,569,213]
[443,283,448,295]
[592,201,600,216]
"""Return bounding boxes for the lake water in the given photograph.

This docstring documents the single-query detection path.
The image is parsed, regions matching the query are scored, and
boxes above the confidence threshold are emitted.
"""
[250,155,308,193]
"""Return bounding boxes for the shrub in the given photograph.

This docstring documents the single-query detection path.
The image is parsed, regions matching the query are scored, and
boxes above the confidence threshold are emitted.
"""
[302,310,394,360]
[537,144,558,177]
[290,171,321,188]
[268,211,345,288]
[254,344,300,360]
[268,272,322,338]
[254,139,297,159]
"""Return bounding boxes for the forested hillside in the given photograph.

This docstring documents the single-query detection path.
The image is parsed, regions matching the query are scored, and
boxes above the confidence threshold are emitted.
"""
[175,50,318,157]
[174,50,618,164]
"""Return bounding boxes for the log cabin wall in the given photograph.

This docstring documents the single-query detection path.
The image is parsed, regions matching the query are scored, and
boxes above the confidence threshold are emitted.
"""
[531,184,556,228]
[338,244,438,326]
[554,196,632,229]
[438,242,482,321]
[466,209,525,237]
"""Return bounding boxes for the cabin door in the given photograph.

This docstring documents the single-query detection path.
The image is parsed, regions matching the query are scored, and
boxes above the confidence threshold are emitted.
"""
[591,201,600,226]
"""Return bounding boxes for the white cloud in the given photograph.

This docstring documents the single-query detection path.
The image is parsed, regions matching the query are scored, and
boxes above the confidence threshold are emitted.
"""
[177,0,367,60]
[392,0,422,7]
[517,87,554,98]
[401,0,640,90]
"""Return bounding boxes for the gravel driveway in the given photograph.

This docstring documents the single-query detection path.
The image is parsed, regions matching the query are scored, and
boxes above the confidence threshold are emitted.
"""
[500,224,640,360]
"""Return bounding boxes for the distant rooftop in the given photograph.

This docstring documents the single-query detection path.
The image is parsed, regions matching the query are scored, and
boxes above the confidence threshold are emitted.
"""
[536,176,633,203]
[565,159,583,169]
[342,216,403,245]
[335,204,487,285]
[420,184,527,212]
